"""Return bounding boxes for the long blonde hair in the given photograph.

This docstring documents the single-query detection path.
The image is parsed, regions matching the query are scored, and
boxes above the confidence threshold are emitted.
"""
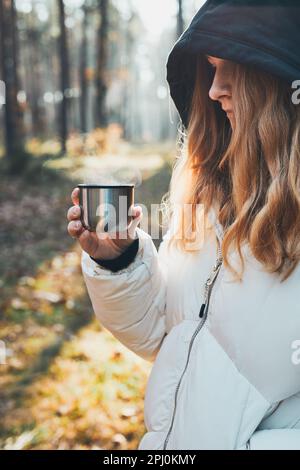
[162,54,300,282]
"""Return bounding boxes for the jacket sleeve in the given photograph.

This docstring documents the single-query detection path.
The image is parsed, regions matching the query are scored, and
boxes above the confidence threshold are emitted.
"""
[238,429,300,450]
[238,392,300,449]
[81,226,169,363]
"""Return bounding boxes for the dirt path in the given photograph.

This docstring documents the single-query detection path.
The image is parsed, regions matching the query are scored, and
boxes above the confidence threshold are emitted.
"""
[0,145,173,449]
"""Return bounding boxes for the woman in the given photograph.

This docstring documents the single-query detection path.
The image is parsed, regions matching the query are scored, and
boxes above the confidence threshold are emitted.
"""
[67,0,300,449]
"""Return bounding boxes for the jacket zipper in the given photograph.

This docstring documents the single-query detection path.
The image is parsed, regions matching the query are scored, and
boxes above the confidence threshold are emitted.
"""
[162,236,223,450]
[199,240,223,319]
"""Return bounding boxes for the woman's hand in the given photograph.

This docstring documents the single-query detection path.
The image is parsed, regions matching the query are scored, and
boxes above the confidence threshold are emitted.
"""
[67,187,143,260]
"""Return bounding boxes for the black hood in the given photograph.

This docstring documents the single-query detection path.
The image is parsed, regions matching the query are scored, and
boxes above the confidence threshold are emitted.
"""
[166,0,300,128]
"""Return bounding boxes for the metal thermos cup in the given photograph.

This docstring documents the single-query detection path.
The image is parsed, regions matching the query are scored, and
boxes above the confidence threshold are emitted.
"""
[78,184,134,233]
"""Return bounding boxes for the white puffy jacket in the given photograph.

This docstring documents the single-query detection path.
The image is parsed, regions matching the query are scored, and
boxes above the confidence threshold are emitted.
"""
[81,208,300,450]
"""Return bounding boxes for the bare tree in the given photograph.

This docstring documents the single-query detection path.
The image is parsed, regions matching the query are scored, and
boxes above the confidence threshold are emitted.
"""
[177,0,184,38]
[79,4,89,133]
[95,0,109,127]
[57,0,70,153]
[25,12,45,137]
[0,0,24,167]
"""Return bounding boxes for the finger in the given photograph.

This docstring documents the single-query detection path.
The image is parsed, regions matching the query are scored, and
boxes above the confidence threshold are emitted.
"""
[67,205,81,222]
[128,207,143,239]
[133,205,143,223]
[129,205,143,219]
[68,220,85,238]
[71,187,80,206]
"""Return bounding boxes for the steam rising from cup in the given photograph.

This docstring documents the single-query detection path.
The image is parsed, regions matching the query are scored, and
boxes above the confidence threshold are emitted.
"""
[82,166,142,188]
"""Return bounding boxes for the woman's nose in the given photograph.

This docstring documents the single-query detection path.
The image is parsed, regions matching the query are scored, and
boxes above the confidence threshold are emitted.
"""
[208,73,231,102]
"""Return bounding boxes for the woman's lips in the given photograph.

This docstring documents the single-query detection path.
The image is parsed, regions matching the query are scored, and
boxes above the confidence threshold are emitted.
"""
[222,107,233,115]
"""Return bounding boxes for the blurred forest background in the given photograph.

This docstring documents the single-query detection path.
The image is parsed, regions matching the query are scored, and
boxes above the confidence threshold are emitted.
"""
[0,0,203,450]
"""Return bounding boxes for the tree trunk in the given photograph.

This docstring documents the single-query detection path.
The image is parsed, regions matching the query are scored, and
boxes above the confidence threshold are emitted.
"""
[0,0,24,164]
[57,0,70,153]
[26,20,44,137]
[95,0,109,128]
[177,0,184,38]
[79,5,88,134]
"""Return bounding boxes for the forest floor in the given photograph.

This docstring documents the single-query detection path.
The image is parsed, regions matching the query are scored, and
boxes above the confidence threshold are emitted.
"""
[0,142,174,449]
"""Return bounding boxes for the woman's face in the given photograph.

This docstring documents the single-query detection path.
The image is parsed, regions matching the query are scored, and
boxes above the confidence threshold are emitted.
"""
[206,55,235,126]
